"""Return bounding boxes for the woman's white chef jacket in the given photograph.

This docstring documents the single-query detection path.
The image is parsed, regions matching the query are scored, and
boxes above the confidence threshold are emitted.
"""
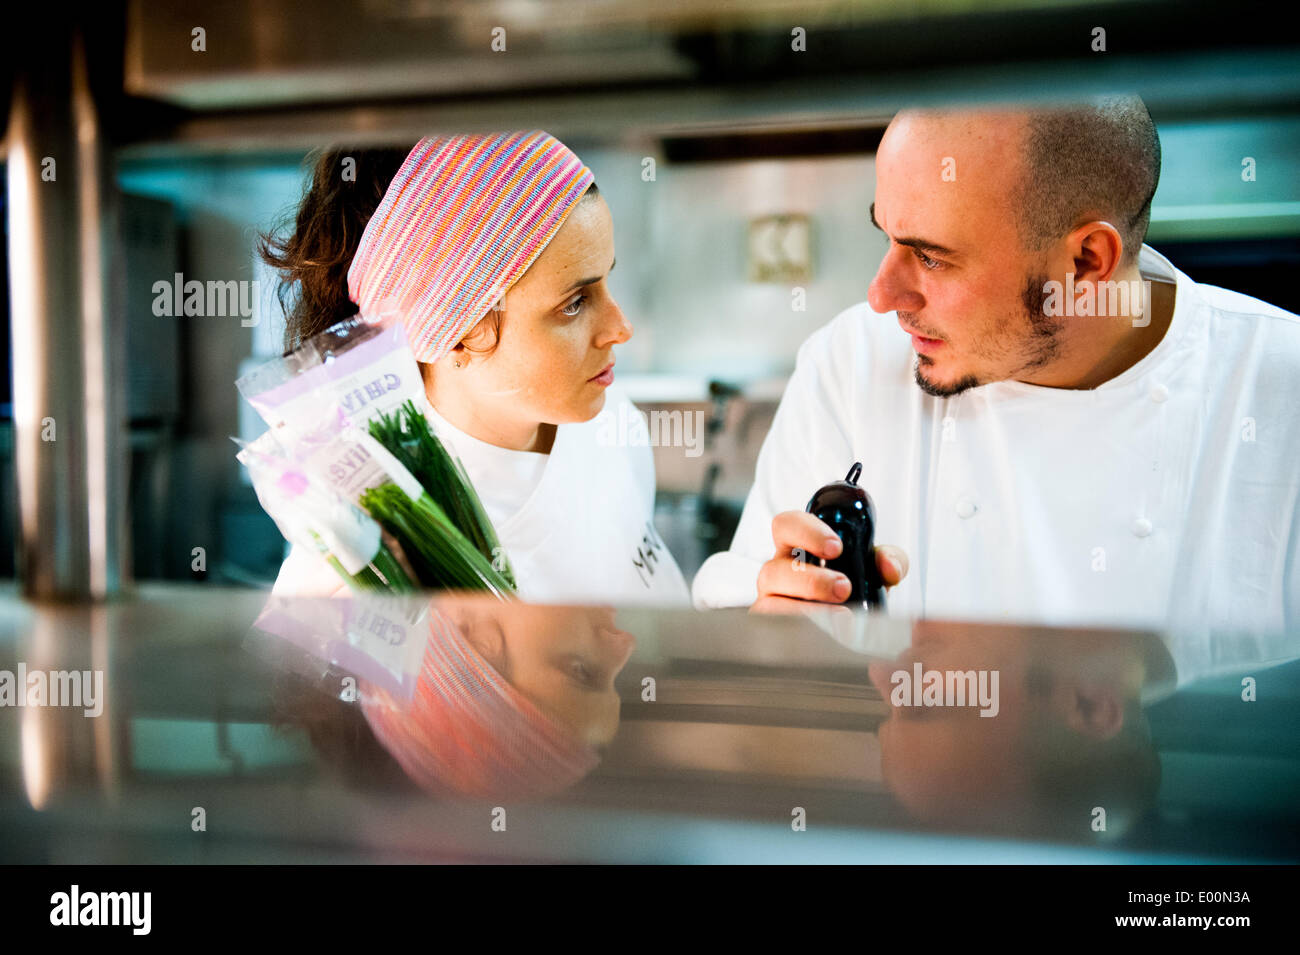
[692,245,1300,639]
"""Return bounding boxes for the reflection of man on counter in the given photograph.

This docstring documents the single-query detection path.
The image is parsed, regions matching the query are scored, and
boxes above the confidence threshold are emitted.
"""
[693,96,1300,634]
[863,620,1172,838]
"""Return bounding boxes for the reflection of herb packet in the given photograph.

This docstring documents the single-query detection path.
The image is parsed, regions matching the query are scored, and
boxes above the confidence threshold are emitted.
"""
[247,593,429,702]
[367,400,517,590]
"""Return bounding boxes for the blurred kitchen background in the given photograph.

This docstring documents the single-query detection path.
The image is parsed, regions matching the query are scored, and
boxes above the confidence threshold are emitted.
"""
[1,0,1298,592]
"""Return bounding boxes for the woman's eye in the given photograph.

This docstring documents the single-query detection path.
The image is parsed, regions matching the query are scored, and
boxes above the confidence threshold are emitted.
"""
[560,294,587,317]
[569,658,593,684]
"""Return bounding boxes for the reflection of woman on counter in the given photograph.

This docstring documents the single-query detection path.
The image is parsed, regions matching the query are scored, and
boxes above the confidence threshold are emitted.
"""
[261,132,689,605]
[366,600,635,798]
[269,597,636,800]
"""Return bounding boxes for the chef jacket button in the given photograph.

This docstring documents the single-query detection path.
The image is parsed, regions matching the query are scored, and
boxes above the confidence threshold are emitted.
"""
[1132,517,1153,537]
[955,497,977,519]
[1150,384,1169,403]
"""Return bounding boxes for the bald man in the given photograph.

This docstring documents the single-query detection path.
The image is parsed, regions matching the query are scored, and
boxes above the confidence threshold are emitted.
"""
[692,96,1300,637]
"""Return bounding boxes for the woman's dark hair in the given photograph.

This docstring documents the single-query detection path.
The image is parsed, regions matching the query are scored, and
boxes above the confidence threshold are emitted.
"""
[259,146,411,353]
[268,667,420,793]
[259,146,600,356]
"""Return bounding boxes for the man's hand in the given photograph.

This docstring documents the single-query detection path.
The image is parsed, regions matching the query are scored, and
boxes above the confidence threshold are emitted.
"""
[752,510,909,614]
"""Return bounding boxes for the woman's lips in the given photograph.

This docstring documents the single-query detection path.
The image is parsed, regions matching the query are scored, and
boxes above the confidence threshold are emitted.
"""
[589,362,615,386]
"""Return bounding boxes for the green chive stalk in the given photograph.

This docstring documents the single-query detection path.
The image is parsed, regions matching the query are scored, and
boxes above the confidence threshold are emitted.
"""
[359,483,514,598]
[318,537,415,593]
[366,400,517,589]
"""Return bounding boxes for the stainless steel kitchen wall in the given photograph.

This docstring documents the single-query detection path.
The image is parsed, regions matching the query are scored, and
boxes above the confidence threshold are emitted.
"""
[3,0,1298,589]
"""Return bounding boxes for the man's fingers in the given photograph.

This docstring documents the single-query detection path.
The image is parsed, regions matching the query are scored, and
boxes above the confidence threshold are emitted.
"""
[764,510,911,603]
[875,544,909,588]
[757,554,851,604]
[771,510,843,561]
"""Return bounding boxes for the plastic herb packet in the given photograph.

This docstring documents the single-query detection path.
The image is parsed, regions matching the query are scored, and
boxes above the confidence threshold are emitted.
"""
[236,310,425,434]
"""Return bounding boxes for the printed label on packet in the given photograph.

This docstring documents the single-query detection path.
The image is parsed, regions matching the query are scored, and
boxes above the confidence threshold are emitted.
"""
[287,407,407,503]
[279,405,427,526]
[241,316,424,432]
[353,432,425,501]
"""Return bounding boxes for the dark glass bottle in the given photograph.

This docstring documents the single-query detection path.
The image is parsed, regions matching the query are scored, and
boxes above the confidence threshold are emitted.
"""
[805,462,887,609]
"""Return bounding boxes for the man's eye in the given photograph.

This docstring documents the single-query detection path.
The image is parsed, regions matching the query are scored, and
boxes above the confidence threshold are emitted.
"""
[561,294,587,317]
[913,249,942,270]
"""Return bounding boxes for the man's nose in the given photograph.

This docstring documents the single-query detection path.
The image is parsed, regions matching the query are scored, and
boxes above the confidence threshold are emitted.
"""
[867,247,925,315]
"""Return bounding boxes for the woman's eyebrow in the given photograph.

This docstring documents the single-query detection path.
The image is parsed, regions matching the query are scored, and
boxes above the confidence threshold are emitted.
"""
[869,203,958,257]
[559,257,616,295]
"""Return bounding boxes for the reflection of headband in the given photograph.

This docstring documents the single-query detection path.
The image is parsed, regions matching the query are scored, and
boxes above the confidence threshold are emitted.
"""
[359,609,599,800]
[347,131,595,364]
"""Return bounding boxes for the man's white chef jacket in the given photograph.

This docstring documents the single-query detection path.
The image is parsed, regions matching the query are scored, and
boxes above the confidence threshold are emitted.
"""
[692,245,1300,637]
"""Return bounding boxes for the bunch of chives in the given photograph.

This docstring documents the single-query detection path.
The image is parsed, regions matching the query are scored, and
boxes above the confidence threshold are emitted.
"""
[361,401,516,597]
[359,485,512,597]
[319,540,415,594]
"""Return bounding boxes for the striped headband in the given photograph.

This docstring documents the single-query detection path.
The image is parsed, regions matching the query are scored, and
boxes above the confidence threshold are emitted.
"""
[347,131,596,363]
[359,608,600,801]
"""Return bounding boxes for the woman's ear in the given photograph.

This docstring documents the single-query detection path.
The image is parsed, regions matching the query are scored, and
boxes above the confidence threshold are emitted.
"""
[447,604,508,675]
[421,347,468,380]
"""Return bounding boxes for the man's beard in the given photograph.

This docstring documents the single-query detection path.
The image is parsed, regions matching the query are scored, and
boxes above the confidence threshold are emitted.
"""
[912,272,1061,398]
[913,357,979,398]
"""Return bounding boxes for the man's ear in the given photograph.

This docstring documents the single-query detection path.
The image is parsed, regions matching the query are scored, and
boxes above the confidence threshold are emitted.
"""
[1070,221,1125,284]
[1061,681,1125,741]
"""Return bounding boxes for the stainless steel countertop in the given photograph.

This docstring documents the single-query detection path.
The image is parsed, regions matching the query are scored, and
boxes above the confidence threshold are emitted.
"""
[0,584,1295,863]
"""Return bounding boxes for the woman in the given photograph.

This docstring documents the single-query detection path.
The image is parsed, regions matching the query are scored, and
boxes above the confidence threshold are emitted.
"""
[261,131,689,605]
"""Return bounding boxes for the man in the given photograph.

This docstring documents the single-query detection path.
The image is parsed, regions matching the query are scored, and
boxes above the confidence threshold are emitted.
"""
[692,96,1300,636]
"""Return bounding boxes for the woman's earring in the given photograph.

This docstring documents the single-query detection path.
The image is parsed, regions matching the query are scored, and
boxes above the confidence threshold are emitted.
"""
[453,359,463,368]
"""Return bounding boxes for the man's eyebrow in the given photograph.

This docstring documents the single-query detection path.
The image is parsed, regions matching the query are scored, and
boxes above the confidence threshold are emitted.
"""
[561,257,616,295]
[869,203,959,258]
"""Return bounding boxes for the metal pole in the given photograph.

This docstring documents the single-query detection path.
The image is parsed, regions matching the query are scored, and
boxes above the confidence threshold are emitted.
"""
[6,20,127,600]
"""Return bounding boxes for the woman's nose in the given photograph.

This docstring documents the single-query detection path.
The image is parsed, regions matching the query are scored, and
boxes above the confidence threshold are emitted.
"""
[598,297,634,347]
[594,624,636,670]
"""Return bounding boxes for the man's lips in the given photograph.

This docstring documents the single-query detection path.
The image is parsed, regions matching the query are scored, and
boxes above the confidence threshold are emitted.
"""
[588,361,615,384]
[898,317,945,354]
